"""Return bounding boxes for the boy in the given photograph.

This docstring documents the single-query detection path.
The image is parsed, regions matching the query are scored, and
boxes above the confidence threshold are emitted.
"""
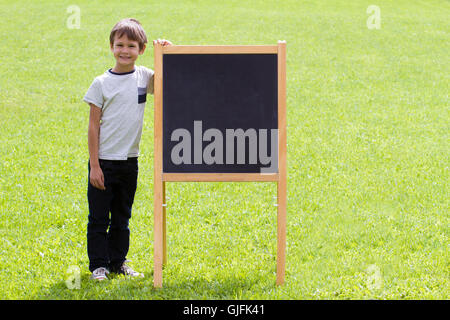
[83,18,172,280]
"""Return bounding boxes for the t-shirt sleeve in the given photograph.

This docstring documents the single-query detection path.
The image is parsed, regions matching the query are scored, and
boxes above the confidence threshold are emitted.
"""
[147,69,155,95]
[83,78,103,108]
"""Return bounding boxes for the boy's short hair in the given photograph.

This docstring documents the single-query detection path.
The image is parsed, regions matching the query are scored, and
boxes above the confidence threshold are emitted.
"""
[110,18,148,50]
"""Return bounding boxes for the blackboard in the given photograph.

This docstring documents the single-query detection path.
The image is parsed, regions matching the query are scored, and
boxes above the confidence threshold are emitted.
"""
[152,43,286,288]
[162,54,278,173]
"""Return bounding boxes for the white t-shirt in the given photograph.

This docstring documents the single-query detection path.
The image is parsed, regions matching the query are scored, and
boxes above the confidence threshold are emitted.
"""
[83,66,154,160]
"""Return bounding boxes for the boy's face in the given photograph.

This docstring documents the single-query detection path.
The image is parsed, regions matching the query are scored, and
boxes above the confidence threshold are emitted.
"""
[110,34,145,69]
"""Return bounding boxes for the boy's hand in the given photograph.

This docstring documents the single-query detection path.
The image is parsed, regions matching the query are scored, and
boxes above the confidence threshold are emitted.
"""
[90,166,106,190]
[153,38,172,46]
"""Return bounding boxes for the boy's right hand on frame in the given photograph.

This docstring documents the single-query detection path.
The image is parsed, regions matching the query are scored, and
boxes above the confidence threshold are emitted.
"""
[153,38,172,46]
[90,166,106,190]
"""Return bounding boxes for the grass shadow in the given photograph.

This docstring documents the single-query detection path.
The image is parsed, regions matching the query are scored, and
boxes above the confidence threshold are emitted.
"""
[31,269,276,300]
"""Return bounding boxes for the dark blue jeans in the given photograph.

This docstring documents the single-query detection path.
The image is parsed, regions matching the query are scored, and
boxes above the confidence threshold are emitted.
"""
[87,158,138,272]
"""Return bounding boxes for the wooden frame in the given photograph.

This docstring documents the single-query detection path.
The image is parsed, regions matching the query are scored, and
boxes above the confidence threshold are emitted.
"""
[153,42,286,288]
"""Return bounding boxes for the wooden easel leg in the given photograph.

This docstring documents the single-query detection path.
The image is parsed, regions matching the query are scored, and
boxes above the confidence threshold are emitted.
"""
[162,181,167,266]
[276,180,286,286]
[154,180,163,288]
[276,40,287,286]
[153,43,164,288]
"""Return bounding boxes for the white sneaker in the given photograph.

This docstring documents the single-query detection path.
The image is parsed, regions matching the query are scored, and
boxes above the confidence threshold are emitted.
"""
[117,261,144,278]
[91,267,109,281]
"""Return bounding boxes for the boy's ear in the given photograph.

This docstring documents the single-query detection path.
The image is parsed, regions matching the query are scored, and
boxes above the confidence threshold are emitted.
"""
[139,44,146,55]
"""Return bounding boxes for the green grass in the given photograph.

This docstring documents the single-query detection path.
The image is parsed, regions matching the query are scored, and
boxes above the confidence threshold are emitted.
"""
[0,0,448,299]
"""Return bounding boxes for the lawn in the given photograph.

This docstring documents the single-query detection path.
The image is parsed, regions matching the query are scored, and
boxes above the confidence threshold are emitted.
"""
[0,0,448,299]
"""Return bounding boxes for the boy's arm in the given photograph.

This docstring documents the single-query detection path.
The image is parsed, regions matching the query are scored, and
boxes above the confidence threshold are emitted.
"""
[148,39,172,94]
[88,103,105,190]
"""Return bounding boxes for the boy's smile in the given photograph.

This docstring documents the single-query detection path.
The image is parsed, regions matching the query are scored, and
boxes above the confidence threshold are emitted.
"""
[110,34,146,73]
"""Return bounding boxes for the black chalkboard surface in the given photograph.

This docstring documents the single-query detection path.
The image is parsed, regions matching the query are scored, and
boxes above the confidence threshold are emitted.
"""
[162,54,278,173]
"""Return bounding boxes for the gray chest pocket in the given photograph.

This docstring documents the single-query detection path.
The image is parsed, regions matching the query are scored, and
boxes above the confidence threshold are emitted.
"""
[138,87,147,104]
